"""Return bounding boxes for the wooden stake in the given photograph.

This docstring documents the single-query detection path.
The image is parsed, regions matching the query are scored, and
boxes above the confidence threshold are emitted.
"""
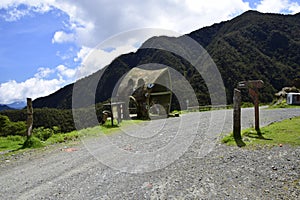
[249,88,261,134]
[233,89,245,147]
[26,98,33,138]
[233,89,241,140]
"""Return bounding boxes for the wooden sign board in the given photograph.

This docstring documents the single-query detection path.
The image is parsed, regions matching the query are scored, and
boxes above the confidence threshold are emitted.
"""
[237,80,264,89]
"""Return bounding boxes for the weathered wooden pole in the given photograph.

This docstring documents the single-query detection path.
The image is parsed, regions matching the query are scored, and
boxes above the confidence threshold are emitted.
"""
[247,80,263,135]
[110,102,114,127]
[233,89,242,144]
[238,80,264,136]
[249,88,260,133]
[26,98,33,138]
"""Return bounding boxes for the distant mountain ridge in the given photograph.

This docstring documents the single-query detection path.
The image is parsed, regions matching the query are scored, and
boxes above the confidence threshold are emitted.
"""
[33,10,300,109]
[7,101,26,109]
[0,105,14,111]
[0,101,26,111]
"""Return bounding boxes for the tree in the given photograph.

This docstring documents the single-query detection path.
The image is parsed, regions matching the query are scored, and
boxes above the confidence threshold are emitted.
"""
[0,114,26,136]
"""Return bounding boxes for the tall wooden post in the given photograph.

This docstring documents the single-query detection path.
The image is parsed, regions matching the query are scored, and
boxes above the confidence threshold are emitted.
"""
[26,98,33,138]
[238,80,263,135]
[249,88,261,134]
[110,102,114,127]
[233,89,242,142]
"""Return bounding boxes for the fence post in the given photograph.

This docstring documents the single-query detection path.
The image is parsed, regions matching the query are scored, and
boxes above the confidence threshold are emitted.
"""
[249,88,261,134]
[26,98,33,138]
[233,89,245,147]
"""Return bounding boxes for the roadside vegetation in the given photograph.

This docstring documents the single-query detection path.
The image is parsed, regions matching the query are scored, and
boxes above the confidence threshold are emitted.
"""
[268,99,300,109]
[0,118,141,153]
[1,104,299,154]
[222,116,300,147]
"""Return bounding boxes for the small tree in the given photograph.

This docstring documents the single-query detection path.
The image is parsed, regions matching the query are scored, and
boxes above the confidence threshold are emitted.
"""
[0,114,26,136]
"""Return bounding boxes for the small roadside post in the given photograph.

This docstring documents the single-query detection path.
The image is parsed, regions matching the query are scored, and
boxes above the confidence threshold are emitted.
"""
[26,98,33,139]
[233,89,243,146]
[233,80,264,146]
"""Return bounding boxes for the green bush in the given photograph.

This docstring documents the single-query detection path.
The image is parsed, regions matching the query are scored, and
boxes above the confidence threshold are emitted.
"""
[52,126,61,134]
[46,134,65,144]
[241,102,253,108]
[22,136,44,148]
[8,121,27,136]
[0,114,26,136]
[0,108,75,133]
[33,127,54,141]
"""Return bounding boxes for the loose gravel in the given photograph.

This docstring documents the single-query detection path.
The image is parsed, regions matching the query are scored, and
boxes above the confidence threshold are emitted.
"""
[0,107,299,199]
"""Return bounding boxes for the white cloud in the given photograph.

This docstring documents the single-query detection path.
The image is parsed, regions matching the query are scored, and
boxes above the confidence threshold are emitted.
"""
[50,0,251,48]
[0,65,79,104]
[72,28,183,79]
[73,46,92,63]
[256,0,300,14]
[75,44,138,79]
[1,6,30,21]
[52,31,75,43]
[34,67,54,79]
[0,77,64,104]
[56,64,76,79]
[0,0,53,21]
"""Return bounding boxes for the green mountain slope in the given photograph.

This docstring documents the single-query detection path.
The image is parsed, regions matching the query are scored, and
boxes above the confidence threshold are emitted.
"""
[33,10,300,109]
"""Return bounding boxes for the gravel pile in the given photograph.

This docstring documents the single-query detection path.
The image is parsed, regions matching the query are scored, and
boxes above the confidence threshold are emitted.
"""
[0,108,299,199]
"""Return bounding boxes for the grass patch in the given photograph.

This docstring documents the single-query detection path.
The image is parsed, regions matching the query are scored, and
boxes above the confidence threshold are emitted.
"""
[171,110,186,115]
[0,119,143,154]
[0,135,44,152]
[0,135,25,151]
[44,119,141,145]
[222,116,300,147]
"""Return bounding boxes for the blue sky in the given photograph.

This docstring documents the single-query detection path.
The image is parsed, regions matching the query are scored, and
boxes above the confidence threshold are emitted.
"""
[0,7,79,82]
[0,0,300,104]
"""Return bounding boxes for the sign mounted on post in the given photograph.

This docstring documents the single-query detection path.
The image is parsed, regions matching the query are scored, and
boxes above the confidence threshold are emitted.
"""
[233,80,264,146]
[237,80,264,89]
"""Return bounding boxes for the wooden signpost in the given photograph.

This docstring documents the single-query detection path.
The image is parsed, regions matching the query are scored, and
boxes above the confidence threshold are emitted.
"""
[233,80,264,146]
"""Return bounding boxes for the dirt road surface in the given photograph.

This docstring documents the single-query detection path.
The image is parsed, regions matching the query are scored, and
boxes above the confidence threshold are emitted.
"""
[1,108,299,199]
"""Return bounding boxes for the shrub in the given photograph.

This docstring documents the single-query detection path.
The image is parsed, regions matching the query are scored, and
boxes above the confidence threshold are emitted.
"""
[8,121,27,136]
[0,108,76,133]
[33,127,54,141]
[46,134,65,144]
[52,126,61,134]
[241,102,254,108]
[22,136,44,148]
[0,114,26,136]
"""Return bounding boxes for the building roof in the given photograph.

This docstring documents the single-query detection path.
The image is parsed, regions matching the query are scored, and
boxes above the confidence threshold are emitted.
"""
[116,67,171,96]
[287,92,300,95]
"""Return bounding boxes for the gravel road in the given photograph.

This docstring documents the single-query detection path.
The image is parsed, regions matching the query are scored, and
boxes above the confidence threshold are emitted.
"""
[0,107,299,199]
